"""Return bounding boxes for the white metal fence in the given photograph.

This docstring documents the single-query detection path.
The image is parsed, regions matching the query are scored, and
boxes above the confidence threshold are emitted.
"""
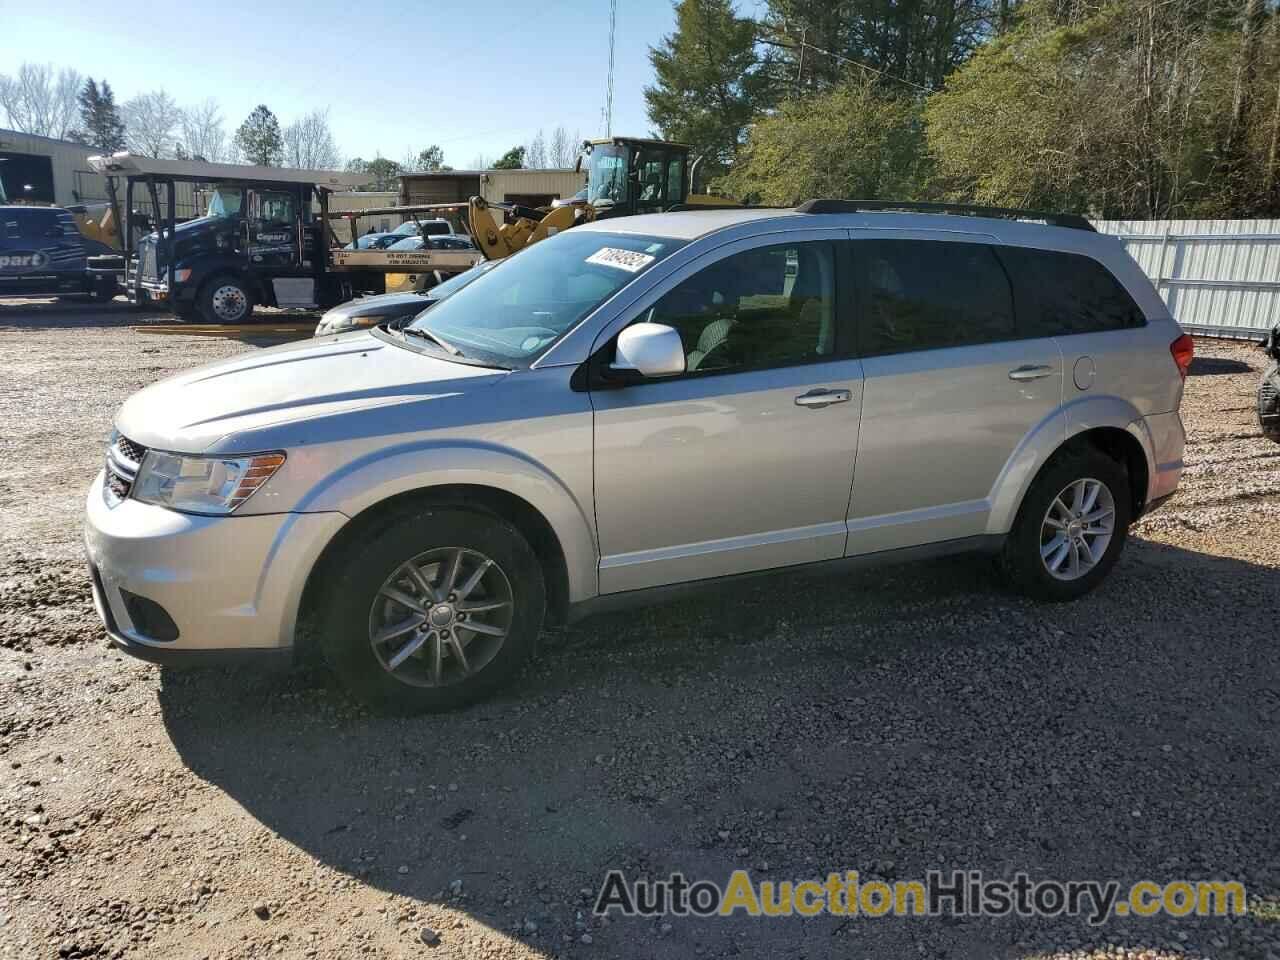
[1095,219,1280,340]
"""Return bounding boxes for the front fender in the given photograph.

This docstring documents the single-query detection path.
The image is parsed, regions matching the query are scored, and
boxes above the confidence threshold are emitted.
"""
[298,441,599,602]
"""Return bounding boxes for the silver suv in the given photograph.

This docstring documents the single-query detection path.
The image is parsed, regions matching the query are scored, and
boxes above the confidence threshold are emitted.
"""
[85,202,1191,712]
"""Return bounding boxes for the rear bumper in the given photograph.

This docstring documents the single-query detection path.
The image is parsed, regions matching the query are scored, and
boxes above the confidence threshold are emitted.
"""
[1140,410,1185,511]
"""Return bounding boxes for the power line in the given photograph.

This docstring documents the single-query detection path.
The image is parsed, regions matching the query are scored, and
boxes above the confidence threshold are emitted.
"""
[753,23,936,94]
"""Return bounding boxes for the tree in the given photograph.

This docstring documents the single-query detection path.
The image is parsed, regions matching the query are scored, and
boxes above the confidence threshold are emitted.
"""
[758,0,1005,95]
[491,145,525,169]
[124,89,182,158]
[524,129,548,168]
[469,152,492,169]
[0,63,82,139]
[234,105,284,166]
[923,0,1267,218]
[402,144,446,172]
[345,155,401,190]
[644,0,770,179]
[717,74,929,205]
[282,108,341,169]
[180,99,227,162]
[73,78,126,153]
[549,125,579,167]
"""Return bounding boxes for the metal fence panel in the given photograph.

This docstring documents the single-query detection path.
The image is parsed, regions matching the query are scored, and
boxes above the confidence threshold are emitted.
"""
[1095,219,1280,339]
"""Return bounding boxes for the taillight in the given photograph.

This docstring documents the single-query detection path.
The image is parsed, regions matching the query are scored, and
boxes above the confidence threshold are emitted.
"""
[1170,334,1194,380]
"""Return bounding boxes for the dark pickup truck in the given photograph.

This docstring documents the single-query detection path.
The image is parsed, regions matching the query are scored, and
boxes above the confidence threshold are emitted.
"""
[0,205,121,301]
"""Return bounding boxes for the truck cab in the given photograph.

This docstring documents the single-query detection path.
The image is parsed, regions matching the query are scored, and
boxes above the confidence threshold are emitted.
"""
[0,204,120,302]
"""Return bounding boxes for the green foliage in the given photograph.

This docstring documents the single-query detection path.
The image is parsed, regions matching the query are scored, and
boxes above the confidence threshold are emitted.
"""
[717,75,930,205]
[924,0,1280,217]
[644,0,770,178]
[345,156,402,191]
[74,79,125,153]
[417,145,445,171]
[491,146,525,170]
[234,105,283,166]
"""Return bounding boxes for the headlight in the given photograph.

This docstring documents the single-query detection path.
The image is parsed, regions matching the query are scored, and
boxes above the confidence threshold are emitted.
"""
[316,314,383,336]
[133,451,286,514]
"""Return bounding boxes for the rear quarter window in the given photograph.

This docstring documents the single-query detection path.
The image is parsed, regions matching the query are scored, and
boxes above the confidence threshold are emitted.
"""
[997,246,1146,337]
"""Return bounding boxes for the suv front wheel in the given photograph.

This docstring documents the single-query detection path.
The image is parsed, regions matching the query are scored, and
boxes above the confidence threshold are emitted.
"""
[1001,448,1132,602]
[319,505,545,713]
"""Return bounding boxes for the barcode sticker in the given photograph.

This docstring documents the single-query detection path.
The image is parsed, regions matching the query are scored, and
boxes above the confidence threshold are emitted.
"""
[585,247,656,273]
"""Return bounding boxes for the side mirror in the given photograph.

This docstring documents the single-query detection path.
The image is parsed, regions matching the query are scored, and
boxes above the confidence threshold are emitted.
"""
[612,323,685,379]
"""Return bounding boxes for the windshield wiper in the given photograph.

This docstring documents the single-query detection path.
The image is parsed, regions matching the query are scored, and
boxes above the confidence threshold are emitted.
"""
[401,325,462,356]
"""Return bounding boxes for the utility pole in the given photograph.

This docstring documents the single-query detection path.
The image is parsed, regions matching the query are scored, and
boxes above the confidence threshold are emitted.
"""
[604,0,617,136]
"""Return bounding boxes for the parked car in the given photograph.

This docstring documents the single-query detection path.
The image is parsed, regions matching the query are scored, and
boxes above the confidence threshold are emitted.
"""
[343,233,403,251]
[86,202,1190,713]
[1,205,121,301]
[386,234,476,252]
[391,218,455,237]
[313,260,498,336]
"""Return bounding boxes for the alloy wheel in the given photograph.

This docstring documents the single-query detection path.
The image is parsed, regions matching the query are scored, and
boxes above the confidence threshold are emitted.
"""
[1039,477,1116,581]
[368,547,514,687]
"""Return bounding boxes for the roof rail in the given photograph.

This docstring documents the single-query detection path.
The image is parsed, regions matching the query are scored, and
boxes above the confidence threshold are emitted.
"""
[794,199,1096,232]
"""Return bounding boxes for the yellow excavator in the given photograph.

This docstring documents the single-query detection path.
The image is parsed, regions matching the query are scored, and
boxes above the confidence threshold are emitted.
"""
[465,136,733,262]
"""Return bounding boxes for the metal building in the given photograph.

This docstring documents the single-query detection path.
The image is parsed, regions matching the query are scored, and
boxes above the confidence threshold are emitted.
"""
[0,128,114,206]
[1096,218,1280,340]
[399,168,585,209]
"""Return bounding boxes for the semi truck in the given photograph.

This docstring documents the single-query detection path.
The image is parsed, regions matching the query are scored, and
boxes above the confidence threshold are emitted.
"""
[87,154,481,322]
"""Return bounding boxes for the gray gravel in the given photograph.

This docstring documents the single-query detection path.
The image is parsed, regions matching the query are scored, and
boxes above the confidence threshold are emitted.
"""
[0,301,1277,960]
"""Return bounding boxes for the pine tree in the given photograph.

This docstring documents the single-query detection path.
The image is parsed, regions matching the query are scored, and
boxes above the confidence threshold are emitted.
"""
[643,0,769,179]
[234,105,283,166]
[74,78,126,153]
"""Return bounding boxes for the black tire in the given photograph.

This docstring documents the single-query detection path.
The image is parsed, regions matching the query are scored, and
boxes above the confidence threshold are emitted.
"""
[1258,361,1280,443]
[318,505,545,714]
[197,273,254,324]
[91,278,118,303]
[1000,447,1132,602]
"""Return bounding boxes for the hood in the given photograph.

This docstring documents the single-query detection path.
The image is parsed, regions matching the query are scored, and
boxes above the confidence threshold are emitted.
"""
[314,290,435,336]
[115,331,503,453]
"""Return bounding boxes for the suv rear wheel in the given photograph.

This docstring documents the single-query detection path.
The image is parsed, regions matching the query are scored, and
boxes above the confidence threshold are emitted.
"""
[318,506,545,713]
[1001,448,1132,601]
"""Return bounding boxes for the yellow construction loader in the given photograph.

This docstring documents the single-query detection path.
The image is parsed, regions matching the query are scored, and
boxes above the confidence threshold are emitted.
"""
[465,136,733,263]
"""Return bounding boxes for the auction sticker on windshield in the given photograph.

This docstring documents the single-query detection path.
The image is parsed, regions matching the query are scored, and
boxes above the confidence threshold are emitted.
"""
[586,247,656,273]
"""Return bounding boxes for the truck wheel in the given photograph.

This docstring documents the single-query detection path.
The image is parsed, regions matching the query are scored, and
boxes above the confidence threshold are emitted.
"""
[318,505,545,714]
[198,274,254,323]
[1000,448,1131,602]
[91,278,118,303]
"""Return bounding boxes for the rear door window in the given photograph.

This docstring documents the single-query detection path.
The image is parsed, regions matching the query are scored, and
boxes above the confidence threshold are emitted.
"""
[853,239,1015,356]
[996,246,1146,337]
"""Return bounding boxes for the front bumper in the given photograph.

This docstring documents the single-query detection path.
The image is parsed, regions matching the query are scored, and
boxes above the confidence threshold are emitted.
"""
[84,471,345,662]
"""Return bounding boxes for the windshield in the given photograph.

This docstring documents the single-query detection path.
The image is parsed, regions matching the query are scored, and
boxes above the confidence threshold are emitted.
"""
[406,231,684,367]
[587,144,629,204]
[205,187,242,219]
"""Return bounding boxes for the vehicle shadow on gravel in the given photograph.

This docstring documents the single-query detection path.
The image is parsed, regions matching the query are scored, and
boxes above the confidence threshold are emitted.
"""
[157,540,1280,959]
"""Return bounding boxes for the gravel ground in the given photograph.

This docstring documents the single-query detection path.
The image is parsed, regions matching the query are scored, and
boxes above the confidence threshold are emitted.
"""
[1,300,1277,960]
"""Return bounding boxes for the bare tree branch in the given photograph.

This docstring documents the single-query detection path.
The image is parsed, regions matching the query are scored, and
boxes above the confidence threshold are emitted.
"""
[0,63,82,138]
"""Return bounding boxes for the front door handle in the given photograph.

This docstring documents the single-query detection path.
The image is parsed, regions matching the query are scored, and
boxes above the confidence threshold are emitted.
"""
[795,388,852,409]
[1008,364,1055,381]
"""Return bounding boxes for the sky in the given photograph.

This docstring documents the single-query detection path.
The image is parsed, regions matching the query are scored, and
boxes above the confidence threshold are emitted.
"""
[0,0,688,168]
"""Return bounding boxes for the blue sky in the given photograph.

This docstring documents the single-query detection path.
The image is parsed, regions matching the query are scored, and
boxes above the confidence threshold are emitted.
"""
[1,0,705,168]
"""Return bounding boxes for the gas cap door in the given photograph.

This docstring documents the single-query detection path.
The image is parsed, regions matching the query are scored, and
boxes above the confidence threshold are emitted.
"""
[1073,355,1096,391]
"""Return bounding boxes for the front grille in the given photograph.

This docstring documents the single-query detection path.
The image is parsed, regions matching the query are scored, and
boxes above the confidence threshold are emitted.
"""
[104,434,148,506]
[140,241,159,281]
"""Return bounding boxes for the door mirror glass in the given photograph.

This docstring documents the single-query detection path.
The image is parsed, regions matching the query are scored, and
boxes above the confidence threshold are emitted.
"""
[612,323,686,378]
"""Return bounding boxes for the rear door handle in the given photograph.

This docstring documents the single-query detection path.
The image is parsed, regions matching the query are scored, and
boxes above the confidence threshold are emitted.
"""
[1008,364,1055,381]
[795,388,852,409]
